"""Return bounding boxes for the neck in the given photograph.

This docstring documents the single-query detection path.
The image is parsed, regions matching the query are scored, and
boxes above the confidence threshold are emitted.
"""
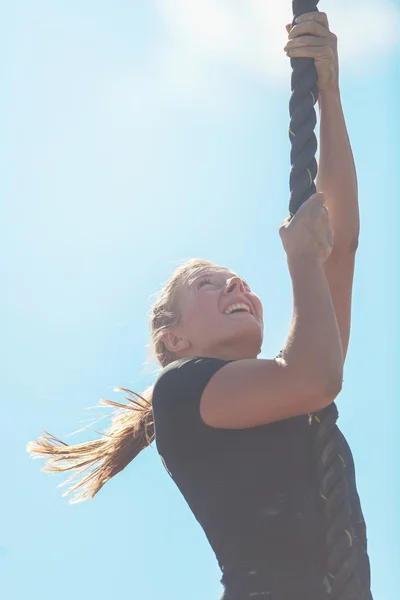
[177,344,261,362]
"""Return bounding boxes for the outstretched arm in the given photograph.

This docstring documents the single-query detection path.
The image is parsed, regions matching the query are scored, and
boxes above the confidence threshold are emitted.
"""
[285,11,359,361]
[317,88,359,361]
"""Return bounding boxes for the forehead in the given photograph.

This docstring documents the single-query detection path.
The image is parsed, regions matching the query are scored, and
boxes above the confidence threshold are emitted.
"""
[185,265,237,286]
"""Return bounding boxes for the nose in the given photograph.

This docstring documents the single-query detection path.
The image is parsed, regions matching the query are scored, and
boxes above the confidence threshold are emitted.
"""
[225,276,245,294]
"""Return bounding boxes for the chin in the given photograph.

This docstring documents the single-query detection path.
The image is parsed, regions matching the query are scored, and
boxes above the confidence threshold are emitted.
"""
[228,321,263,354]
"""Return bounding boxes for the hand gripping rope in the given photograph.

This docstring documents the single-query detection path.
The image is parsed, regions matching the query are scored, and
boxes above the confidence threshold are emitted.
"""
[289,1,373,597]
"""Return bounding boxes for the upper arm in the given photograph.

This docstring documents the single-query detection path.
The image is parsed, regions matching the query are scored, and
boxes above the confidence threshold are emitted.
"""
[324,247,356,361]
[152,357,233,437]
[200,358,338,430]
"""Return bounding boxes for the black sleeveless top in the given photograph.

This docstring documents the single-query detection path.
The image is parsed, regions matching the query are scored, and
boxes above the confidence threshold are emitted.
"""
[152,357,329,598]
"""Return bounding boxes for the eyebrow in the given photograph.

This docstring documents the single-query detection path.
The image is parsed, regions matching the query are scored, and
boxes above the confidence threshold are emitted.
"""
[191,271,250,289]
[189,270,222,285]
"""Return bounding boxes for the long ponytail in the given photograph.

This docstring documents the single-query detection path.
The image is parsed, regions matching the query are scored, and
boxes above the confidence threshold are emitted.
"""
[27,258,220,503]
[27,386,154,504]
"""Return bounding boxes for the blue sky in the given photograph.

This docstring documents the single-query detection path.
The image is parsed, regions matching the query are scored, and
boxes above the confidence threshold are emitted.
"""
[2,1,399,599]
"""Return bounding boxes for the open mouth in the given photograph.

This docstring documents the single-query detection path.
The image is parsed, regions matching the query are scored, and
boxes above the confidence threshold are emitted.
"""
[224,302,253,316]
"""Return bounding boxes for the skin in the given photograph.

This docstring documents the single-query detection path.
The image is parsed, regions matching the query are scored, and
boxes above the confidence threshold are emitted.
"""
[164,11,358,368]
[162,267,264,361]
[286,12,359,361]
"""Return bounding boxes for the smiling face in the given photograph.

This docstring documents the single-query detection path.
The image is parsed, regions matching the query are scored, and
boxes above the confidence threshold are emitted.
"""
[161,265,264,361]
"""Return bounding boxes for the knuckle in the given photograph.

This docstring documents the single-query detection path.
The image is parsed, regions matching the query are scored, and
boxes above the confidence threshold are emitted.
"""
[318,12,330,27]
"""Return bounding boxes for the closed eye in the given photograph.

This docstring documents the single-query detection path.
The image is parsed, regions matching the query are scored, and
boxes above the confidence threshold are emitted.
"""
[198,277,213,289]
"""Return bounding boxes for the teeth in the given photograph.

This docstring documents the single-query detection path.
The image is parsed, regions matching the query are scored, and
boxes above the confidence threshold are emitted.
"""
[224,303,251,315]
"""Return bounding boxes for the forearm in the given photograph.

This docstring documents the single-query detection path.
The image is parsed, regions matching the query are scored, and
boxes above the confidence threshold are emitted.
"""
[317,90,360,251]
[281,256,344,390]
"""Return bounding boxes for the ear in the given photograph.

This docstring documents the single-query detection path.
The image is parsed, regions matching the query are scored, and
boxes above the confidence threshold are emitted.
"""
[162,330,190,353]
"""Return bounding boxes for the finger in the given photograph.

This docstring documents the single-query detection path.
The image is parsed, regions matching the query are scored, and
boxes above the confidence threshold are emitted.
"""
[316,205,329,219]
[309,202,329,224]
[298,192,325,210]
[295,11,329,30]
[309,192,326,206]
[285,35,328,51]
[287,45,335,60]
[288,20,336,41]
[293,193,325,219]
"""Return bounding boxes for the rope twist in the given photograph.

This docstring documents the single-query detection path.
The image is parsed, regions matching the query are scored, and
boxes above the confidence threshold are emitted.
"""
[289,1,372,597]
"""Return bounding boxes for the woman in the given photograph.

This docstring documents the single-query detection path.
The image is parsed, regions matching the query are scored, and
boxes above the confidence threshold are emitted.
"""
[28,12,367,600]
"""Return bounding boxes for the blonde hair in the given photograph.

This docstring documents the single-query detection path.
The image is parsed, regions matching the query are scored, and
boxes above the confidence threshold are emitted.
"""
[27,258,220,503]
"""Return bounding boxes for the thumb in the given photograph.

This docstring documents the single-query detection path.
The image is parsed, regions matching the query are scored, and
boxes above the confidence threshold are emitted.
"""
[309,192,326,205]
[295,192,326,218]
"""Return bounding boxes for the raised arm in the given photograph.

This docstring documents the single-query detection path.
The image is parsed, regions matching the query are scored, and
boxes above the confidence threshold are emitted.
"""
[200,194,344,430]
[285,11,359,361]
[318,88,359,361]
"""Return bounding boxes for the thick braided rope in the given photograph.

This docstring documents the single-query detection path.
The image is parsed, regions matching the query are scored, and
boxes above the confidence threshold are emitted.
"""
[289,0,319,215]
[289,1,372,597]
